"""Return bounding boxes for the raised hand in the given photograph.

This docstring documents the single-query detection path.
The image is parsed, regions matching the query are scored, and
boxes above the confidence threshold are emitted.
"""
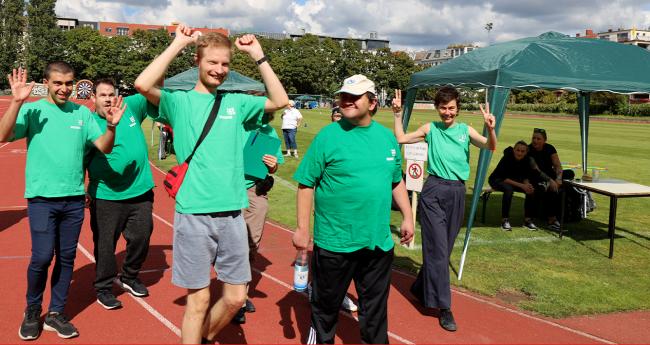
[105,95,127,127]
[173,24,201,47]
[8,68,35,102]
[392,89,402,116]
[479,102,496,130]
[235,34,264,61]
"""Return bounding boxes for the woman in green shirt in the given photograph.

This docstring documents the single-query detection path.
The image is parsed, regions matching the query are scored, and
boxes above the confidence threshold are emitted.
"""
[392,86,497,332]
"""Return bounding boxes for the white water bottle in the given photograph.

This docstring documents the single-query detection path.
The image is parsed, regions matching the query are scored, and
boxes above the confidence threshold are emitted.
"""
[293,249,309,292]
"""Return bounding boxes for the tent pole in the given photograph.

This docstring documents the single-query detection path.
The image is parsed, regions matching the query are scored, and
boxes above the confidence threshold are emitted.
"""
[578,92,590,175]
[458,87,510,280]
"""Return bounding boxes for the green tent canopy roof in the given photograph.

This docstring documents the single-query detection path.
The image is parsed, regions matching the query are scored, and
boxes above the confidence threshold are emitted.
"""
[164,67,265,92]
[409,31,650,94]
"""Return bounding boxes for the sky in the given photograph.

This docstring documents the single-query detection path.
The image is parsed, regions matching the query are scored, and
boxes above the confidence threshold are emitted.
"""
[55,0,650,51]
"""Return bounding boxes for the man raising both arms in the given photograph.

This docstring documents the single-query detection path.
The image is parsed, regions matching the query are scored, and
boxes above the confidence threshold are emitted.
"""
[135,25,288,344]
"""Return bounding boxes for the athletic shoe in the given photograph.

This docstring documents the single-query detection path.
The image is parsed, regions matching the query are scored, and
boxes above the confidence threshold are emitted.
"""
[245,299,256,313]
[523,220,538,231]
[501,219,512,231]
[547,220,561,232]
[231,307,246,324]
[438,309,457,332]
[341,295,358,312]
[116,277,148,297]
[18,304,41,340]
[43,312,78,339]
[97,291,122,310]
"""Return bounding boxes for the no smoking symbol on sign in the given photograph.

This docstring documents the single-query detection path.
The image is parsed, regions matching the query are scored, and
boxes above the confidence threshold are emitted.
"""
[408,163,422,179]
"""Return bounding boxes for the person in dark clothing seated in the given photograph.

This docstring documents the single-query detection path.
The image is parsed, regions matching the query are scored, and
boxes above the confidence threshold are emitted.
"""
[489,141,551,231]
[528,128,569,231]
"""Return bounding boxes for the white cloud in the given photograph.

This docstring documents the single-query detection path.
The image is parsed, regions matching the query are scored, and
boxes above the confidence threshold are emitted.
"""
[55,0,650,51]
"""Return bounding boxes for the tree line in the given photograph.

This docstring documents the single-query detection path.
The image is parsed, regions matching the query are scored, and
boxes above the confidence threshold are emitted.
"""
[0,0,422,98]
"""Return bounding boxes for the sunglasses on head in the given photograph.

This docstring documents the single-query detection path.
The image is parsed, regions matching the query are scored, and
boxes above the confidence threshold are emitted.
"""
[533,128,546,134]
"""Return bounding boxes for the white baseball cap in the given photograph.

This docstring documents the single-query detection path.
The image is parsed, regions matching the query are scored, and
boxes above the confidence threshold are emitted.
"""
[335,74,376,96]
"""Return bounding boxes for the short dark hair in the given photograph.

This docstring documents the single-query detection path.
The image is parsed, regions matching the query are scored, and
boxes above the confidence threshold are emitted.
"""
[44,61,74,79]
[514,140,528,149]
[367,92,379,115]
[533,128,547,141]
[93,77,116,93]
[434,86,461,109]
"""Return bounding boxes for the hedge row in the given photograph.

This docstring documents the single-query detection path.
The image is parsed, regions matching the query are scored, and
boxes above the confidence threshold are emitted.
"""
[463,102,650,116]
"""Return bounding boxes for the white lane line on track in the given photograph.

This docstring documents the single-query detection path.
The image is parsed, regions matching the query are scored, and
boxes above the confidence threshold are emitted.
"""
[76,243,181,338]
[0,255,30,259]
[0,205,26,209]
[147,162,613,344]
[0,142,11,150]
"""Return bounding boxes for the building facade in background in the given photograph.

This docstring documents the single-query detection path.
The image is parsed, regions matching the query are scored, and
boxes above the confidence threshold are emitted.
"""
[56,18,228,37]
[412,43,479,67]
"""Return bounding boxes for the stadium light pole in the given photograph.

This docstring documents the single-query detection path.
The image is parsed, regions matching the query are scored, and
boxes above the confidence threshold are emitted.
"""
[485,22,493,46]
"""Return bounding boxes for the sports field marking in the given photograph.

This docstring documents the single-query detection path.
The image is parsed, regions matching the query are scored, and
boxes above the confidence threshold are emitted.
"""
[0,142,12,150]
[0,205,26,210]
[0,255,30,260]
[139,268,170,274]
[76,243,182,338]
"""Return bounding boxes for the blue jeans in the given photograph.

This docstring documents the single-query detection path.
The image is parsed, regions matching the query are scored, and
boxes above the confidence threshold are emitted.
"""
[26,196,85,313]
[283,128,298,150]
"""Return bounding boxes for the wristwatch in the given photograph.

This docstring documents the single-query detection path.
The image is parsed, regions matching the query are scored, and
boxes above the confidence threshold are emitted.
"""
[256,55,269,65]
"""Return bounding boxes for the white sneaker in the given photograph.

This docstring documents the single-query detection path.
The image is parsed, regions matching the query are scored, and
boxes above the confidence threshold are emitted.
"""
[341,295,358,312]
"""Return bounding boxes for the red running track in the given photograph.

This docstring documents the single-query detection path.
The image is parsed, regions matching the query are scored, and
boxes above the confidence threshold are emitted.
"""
[1,98,649,343]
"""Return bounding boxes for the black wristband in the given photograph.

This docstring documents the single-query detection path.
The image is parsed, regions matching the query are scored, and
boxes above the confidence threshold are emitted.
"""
[256,55,269,65]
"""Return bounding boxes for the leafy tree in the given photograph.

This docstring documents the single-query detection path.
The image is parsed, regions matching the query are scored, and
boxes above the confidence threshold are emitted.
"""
[26,0,62,81]
[0,0,26,89]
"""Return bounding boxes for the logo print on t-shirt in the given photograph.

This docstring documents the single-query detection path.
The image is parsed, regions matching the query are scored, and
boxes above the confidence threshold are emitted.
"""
[458,133,467,143]
[387,149,396,161]
[129,115,137,127]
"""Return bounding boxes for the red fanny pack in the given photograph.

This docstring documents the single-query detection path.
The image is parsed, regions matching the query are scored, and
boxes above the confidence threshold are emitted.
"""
[163,162,189,198]
[162,93,222,199]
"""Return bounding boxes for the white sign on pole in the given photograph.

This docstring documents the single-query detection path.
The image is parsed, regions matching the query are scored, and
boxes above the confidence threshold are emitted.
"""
[404,142,428,162]
[405,159,425,192]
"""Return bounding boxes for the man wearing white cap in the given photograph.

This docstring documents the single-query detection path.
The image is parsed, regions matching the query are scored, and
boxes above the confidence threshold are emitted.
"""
[281,100,302,157]
[292,74,414,344]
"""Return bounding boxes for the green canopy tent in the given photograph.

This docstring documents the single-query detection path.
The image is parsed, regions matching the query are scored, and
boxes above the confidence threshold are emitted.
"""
[401,32,650,279]
[164,67,265,92]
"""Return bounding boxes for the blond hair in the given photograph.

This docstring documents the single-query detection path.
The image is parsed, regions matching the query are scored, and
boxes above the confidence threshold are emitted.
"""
[196,32,231,59]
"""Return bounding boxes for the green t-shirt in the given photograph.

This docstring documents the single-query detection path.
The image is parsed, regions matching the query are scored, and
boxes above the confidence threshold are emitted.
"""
[156,89,267,213]
[13,99,102,198]
[425,121,470,181]
[85,94,157,200]
[243,124,285,189]
[293,119,402,253]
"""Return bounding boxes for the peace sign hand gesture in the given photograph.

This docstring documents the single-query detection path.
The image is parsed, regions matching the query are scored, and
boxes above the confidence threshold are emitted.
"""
[392,89,402,117]
[105,95,127,127]
[479,102,496,130]
[8,68,35,103]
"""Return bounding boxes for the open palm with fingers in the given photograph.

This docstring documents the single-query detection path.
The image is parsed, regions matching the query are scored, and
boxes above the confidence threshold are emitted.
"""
[8,68,35,102]
[106,95,127,126]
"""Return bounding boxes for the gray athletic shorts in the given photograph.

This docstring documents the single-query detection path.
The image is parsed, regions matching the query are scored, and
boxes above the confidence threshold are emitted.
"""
[172,211,251,289]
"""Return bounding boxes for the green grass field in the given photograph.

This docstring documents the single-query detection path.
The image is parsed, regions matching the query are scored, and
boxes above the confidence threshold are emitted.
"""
[144,108,650,318]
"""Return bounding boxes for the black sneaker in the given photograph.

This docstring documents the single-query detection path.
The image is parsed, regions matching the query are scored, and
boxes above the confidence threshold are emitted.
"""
[18,304,41,341]
[116,277,149,297]
[97,291,122,310]
[43,312,78,339]
[523,219,538,231]
[501,219,512,231]
[231,307,246,324]
[438,309,457,332]
[245,299,255,313]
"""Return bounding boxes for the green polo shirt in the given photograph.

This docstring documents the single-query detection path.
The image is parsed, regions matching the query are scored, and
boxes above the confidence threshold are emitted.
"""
[426,121,470,181]
[156,89,267,213]
[86,94,157,200]
[293,119,402,253]
[13,99,103,198]
[243,124,285,189]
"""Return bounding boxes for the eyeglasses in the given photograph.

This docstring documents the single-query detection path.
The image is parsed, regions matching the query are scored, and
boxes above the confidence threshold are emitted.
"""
[533,128,546,134]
